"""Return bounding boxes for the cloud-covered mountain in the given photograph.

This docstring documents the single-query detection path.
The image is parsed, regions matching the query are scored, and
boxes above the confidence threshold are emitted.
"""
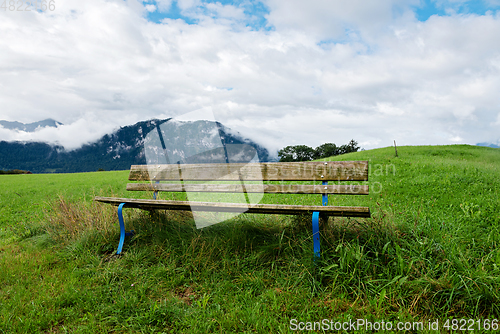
[477,142,500,149]
[0,119,270,173]
[0,119,63,132]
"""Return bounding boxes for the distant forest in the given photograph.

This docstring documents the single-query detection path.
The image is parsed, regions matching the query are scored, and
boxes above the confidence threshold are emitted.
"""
[0,169,32,175]
[278,139,360,162]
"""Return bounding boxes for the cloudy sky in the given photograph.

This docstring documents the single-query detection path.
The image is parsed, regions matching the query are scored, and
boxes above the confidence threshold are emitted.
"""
[1,0,500,152]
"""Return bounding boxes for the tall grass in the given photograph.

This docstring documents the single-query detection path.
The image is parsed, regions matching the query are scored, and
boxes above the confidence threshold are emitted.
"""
[45,196,118,244]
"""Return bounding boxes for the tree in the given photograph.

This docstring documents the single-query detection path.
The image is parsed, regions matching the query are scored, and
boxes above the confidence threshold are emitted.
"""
[278,146,295,162]
[314,143,338,159]
[346,139,360,153]
[278,145,315,162]
[338,139,360,155]
[278,140,361,162]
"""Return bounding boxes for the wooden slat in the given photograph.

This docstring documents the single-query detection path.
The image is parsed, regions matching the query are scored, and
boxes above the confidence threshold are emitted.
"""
[129,161,368,182]
[94,197,371,217]
[126,183,369,195]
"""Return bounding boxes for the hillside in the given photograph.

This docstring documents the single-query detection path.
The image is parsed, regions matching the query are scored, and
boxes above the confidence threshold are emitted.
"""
[0,119,270,173]
[1,144,500,332]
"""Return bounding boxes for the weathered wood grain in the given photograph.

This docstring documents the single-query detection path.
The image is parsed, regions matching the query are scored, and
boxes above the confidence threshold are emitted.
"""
[126,183,369,195]
[94,197,371,217]
[129,161,369,182]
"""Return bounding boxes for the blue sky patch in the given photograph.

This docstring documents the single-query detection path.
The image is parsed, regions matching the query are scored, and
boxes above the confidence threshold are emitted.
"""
[414,0,500,21]
[146,1,197,24]
[145,0,270,30]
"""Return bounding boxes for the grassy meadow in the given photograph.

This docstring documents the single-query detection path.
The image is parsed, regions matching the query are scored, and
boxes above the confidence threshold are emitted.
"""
[1,144,500,333]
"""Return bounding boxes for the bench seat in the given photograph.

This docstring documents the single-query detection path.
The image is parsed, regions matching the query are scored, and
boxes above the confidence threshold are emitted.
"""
[94,196,371,217]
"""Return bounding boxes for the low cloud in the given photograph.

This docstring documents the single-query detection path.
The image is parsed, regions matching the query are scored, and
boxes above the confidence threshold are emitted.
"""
[0,115,120,150]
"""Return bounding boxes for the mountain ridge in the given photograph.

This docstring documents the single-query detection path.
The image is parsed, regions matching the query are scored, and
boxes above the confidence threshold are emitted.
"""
[476,142,500,149]
[0,119,63,132]
[0,119,270,173]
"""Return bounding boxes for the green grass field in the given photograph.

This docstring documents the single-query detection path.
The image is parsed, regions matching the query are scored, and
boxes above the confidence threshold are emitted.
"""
[1,145,500,333]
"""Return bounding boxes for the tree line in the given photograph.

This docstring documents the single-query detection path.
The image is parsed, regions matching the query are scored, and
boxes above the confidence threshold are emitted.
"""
[278,139,360,162]
[0,169,32,174]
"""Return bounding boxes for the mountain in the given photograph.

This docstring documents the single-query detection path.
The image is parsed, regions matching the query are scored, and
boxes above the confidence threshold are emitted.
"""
[477,142,500,149]
[0,119,270,173]
[0,119,63,132]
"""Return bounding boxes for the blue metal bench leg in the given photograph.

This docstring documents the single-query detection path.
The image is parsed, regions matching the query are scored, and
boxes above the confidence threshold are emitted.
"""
[312,181,328,259]
[312,211,321,258]
[117,203,134,255]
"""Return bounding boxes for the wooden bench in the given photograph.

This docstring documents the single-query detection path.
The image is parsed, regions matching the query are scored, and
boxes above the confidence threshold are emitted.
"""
[95,161,370,256]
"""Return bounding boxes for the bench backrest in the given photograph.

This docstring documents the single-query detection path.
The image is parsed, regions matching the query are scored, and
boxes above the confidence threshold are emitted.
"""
[126,161,369,196]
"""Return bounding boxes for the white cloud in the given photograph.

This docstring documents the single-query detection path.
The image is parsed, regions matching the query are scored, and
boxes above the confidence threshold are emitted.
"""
[145,4,157,12]
[0,113,119,150]
[154,0,173,12]
[0,0,500,153]
[262,0,419,40]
